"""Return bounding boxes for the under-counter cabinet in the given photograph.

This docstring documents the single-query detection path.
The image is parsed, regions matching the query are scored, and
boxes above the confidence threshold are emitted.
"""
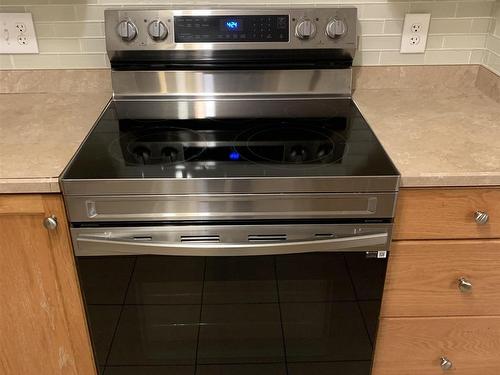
[0,194,95,375]
[373,188,500,375]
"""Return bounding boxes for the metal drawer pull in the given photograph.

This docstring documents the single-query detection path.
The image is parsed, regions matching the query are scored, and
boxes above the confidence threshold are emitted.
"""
[440,357,453,370]
[76,232,388,257]
[474,210,489,225]
[43,215,58,230]
[458,277,473,293]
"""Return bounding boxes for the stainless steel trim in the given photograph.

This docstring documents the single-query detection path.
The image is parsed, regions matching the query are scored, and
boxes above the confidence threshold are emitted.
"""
[64,193,397,222]
[61,177,400,197]
[112,97,355,119]
[76,232,387,257]
[112,69,352,99]
[105,8,357,54]
[72,222,391,256]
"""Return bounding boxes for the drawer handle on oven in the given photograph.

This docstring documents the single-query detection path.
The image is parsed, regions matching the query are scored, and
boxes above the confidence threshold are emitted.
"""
[458,277,473,293]
[75,232,388,257]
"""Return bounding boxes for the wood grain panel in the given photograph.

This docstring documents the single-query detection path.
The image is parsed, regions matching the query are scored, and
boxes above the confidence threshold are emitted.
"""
[382,239,500,317]
[0,194,96,375]
[0,194,44,214]
[372,316,500,375]
[393,188,500,240]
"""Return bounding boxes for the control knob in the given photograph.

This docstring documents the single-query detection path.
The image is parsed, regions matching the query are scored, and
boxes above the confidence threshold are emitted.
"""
[326,19,347,39]
[295,19,316,40]
[148,20,168,41]
[117,20,137,42]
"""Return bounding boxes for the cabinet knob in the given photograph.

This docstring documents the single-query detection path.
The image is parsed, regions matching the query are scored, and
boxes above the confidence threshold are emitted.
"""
[474,210,489,225]
[458,277,473,293]
[43,215,58,230]
[440,357,453,370]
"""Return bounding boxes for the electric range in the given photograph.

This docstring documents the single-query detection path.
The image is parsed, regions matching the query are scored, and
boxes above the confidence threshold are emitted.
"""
[61,7,399,375]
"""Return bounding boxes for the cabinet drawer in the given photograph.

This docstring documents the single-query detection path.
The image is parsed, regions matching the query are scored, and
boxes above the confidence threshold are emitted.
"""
[393,189,500,240]
[372,316,500,375]
[382,240,500,317]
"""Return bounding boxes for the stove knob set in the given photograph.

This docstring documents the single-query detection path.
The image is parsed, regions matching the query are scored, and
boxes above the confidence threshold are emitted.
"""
[326,19,347,39]
[295,19,316,40]
[117,20,137,42]
[148,20,168,41]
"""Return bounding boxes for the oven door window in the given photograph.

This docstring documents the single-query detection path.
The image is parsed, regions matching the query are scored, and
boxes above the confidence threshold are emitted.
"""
[77,252,387,375]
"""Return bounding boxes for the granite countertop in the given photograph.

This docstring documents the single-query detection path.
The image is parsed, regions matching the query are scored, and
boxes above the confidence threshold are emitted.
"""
[0,69,112,193]
[353,66,500,187]
[0,66,499,193]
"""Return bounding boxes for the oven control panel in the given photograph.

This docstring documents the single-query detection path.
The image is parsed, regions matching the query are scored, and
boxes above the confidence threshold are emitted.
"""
[174,15,289,43]
[105,8,357,51]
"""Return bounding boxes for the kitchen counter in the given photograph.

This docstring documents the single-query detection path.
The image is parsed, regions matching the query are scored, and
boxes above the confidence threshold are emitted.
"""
[354,65,500,187]
[0,66,499,193]
[0,69,111,193]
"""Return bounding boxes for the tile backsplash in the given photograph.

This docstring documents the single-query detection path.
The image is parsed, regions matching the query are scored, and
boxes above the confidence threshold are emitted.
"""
[485,1,500,73]
[0,0,498,73]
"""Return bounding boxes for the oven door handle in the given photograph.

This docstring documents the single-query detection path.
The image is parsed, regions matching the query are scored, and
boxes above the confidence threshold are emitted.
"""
[75,232,388,256]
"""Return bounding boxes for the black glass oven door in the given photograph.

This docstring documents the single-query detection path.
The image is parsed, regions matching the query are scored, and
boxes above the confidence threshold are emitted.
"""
[77,248,387,375]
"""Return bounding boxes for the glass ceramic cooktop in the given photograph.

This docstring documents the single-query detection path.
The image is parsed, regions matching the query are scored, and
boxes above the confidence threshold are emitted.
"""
[64,100,397,180]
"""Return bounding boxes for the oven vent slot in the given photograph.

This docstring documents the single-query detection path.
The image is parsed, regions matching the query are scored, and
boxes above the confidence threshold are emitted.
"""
[180,235,220,243]
[248,234,287,242]
[315,233,335,238]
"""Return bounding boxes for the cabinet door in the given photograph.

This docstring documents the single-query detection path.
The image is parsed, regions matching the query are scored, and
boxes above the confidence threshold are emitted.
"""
[372,316,500,375]
[0,195,95,375]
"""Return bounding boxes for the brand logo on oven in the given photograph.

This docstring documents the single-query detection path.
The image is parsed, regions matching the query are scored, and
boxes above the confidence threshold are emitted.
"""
[366,251,388,259]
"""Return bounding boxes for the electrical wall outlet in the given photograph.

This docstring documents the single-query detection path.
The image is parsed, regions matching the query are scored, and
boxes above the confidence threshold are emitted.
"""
[0,13,38,54]
[400,13,431,54]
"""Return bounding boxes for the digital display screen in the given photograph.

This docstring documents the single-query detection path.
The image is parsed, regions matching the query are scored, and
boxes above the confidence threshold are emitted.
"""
[174,15,289,43]
[221,18,242,32]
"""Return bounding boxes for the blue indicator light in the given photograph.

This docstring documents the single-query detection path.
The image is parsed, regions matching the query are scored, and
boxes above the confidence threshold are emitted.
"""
[229,151,241,161]
[225,20,239,30]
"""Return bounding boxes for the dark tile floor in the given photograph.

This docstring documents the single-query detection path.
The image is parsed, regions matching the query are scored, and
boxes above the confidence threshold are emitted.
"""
[78,253,385,375]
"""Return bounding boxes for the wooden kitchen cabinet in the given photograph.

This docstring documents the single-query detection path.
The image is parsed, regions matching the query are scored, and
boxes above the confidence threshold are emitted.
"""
[382,239,500,317]
[393,188,500,240]
[373,187,500,375]
[372,316,500,375]
[0,194,95,375]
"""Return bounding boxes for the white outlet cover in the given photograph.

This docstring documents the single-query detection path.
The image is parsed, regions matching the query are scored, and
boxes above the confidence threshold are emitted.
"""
[400,13,431,54]
[0,13,39,54]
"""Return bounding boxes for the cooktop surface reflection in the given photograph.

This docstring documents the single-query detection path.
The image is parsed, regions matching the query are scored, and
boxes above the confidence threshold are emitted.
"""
[64,100,397,180]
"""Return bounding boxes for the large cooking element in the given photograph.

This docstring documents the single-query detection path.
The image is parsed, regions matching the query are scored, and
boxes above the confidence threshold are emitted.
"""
[62,7,399,375]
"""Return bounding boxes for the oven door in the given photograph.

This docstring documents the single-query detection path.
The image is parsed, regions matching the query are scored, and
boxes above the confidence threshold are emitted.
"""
[72,223,391,375]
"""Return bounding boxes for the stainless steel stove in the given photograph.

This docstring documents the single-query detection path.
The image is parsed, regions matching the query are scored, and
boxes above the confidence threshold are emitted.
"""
[62,7,399,375]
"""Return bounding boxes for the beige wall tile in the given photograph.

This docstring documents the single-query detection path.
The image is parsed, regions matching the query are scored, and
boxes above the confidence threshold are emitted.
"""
[456,1,494,17]
[79,38,106,53]
[38,38,81,53]
[409,2,457,18]
[383,20,403,34]
[424,50,471,64]
[443,35,488,49]
[360,35,401,50]
[0,56,14,70]
[426,35,444,49]
[379,51,425,64]
[429,19,472,34]
[25,5,76,22]
[353,51,380,65]
[487,33,500,53]
[0,0,498,71]
[359,4,409,20]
